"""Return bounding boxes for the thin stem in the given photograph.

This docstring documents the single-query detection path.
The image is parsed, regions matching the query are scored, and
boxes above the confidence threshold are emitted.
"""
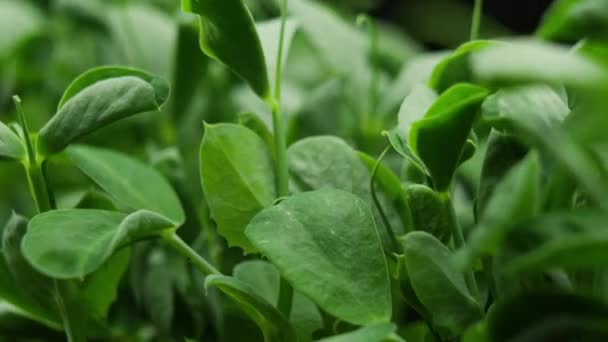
[26,163,53,213]
[442,193,479,298]
[273,0,288,102]
[272,0,294,318]
[13,96,52,212]
[164,232,221,276]
[470,0,483,41]
[14,96,80,340]
[370,145,401,254]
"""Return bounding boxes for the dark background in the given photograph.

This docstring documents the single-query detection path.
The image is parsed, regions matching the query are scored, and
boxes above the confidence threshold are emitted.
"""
[373,0,555,48]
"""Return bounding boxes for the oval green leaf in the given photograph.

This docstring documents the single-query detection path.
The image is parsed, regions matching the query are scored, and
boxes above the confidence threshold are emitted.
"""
[200,123,275,253]
[245,189,392,325]
[22,209,174,279]
[67,145,185,225]
[182,0,270,99]
[401,231,482,338]
[410,83,489,191]
[37,67,169,155]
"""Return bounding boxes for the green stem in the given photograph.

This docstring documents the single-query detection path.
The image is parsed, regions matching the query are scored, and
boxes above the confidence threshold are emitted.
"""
[442,193,479,298]
[25,163,53,213]
[164,232,221,276]
[270,0,294,318]
[470,0,483,41]
[14,96,84,341]
[370,145,401,254]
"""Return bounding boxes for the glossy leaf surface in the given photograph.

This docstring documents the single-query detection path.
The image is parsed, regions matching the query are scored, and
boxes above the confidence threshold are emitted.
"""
[22,209,173,279]
[38,67,169,155]
[68,145,185,225]
[410,83,488,191]
[200,123,275,253]
[246,189,392,325]
[182,0,269,98]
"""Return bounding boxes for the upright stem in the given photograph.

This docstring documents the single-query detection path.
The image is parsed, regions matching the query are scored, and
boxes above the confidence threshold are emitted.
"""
[470,0,483,41]
[270,0,294,318]
[14,96,53,213]
[164,232,221,276]
[14,96,83,341]
[442,193,479,299]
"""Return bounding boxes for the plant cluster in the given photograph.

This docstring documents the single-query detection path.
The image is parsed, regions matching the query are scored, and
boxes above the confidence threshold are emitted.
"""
[1,0,608,341]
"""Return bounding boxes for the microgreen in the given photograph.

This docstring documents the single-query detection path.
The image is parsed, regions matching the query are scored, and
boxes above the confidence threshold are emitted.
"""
[1,0,608,341]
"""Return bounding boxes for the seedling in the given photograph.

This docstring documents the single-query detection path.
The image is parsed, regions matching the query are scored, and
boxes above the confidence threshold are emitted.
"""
[1,0,608,341]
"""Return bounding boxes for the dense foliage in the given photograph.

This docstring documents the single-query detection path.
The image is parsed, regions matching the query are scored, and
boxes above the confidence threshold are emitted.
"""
[1,0,608,341]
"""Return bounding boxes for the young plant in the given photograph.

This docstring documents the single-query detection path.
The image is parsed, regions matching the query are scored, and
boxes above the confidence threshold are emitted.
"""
[1,0,608,341]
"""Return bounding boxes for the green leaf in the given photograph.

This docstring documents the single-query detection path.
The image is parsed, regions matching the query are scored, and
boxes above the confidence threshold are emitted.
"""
[182,0,270,98]
[503,210,608,274]
[488,292,608,341]
[257,18,299,91]
[401,231,482,339]
[200,123,275,253]
[384,129,429,177]
[0,0,43,61]
[56,66,169,110]
[37,67,170,155]
[0,214,60,328]
[205,275,296,342]
[287,136,404,248]
[316,323,399,342]
[288,136,369,196]
[22,209,174,279]
[429,40,499,93]
[397,84,437,140]
[472,40,608,89]
[410,83,489,191]
[483,85,608,209]
[406,184,451,242]
[0,121,25,161]
[234,260,323,342]
[458,155,540,267]
[67,145,185,225]
[245,189,392,325]
[537,0,608,42]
